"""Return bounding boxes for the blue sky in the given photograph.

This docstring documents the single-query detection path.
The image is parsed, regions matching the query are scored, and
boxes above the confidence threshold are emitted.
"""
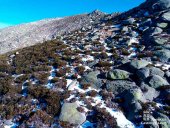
[0,0,145,28]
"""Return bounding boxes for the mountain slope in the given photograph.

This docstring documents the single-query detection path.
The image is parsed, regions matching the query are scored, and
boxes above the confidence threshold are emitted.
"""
[0,11,106,54]
[0,0,170,128]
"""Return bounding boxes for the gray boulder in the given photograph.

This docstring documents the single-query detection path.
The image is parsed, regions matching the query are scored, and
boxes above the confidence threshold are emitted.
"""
[145,27,163,36]
[122,88,146,120]
[150,36,168,45]
[154,49,170,62]
[165,71,170,78]
[80,71,102,89]
[59,102,86,125]
[149,67,164,77]
[122,18,135,25]
[106,80,136,95]
[157,22,168,28]
[106,69,130,80]
[161,11,170,22]
[140,83,160,101]
[129,59,150,70]
[148,75,169,88]
[136,68,150,80]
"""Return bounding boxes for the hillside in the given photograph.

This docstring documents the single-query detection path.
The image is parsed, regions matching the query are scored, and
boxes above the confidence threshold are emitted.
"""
[0,0,170,128]
[0,11,106,54]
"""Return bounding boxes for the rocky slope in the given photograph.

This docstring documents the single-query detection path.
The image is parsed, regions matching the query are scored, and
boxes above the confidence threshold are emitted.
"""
[0,0,170,128]
[0,10,106,54]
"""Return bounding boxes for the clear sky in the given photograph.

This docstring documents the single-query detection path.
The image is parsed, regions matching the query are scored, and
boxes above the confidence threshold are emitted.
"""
[0,0,145,28]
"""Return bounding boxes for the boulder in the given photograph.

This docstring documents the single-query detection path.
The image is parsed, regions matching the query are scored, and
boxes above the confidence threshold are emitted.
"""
[156,23,168,28]
[136,68,150,80]
[145,27,163,36]
[148,75,169,88]
[161,11,170,22]
[106,69,130,80]
[59,102,86,125]
[140,83,160,101]
[106,80,136,95]
[122,18,135,25]
[154,49,170,62]
[150,36,168,45]
[122,88,146,120]
[149,67,164,77]
[129,59,150,70]
[80,71,102,89]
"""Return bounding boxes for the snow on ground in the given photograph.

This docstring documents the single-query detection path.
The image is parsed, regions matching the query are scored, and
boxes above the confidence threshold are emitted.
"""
[82,55,94,62]
[155,63,170,70]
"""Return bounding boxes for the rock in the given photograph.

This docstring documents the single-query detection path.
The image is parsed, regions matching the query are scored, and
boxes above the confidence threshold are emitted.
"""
[140,18,152,27]
[165,71,170,78]
[149,67,164,77]
[157,22,168,28]
[59,102,86,125]
[129,60,150,70]
[154,112,170,128]
[123,88,146,103]
[122,18,135,25]
[126,101,142,121]
[136,68,150,80]
[161,11,170,22]
[145,27,163,36]
[91,35,99,41]
[106,69,130,80]
[122,26,129,32]
[150,36,168,45]
[148,75,169,88]
[80,71,102,89]
[154,49,170,62]
[122,88,146,120]
[106,80,136,95]
[140,83,159,101]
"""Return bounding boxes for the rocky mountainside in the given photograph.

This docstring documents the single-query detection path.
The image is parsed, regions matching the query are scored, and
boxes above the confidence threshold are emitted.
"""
[0,0,170,128]
[0,10,106,54]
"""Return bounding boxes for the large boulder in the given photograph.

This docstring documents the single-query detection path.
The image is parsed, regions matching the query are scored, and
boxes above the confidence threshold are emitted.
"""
[129,59,150,70]
[147,75,169,88]
[106,80,137,95]
[106,69,130,80]
[59,102,86,125]
[80,71,102,89]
